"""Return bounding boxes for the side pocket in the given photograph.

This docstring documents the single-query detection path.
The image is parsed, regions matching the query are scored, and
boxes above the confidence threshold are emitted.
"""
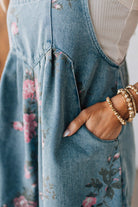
[47,47,124,148]
[51,48,123,206]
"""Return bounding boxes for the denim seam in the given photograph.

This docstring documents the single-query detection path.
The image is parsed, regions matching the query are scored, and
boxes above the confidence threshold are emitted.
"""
[52,47,82,111]
[10,45,77,70]
[80,0,127,69]
[118,140,128,207]
[10,46,52,69]
[50,0,53,48]
[41,54,45,206]
[118,69,126,88]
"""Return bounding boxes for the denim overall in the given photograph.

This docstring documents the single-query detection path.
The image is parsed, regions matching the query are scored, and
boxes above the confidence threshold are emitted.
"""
[0,0,136,206]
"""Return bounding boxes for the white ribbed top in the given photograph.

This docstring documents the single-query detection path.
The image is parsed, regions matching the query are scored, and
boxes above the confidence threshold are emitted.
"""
[88,0,138,65]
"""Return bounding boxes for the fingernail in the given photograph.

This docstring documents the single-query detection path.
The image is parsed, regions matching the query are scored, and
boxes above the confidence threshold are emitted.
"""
[63,129,70,137]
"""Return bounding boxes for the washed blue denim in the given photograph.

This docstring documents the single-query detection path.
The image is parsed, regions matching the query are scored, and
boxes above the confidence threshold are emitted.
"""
[0,0,136,206]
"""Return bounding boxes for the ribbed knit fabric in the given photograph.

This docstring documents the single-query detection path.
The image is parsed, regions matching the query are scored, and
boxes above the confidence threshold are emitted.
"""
[88,0,138,65]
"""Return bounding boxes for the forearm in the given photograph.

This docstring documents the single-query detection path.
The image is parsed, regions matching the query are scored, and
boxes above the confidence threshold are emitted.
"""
[0,0,9,12]
[0,1,10,80]
[111,82,138,120]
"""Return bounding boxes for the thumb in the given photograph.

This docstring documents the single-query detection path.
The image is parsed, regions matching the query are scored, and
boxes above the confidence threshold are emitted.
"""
[63,109,89,137]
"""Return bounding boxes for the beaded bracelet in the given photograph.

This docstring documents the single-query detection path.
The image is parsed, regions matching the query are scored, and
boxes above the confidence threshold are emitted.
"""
[119,90,129,110]
[117,88,136,122]
[106,96,126,125]
[117,88,134,122]
[126,84,138,95]
[124,88,137,119]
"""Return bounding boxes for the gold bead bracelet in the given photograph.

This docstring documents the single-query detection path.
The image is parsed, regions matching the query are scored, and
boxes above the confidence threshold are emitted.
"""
[117,88,136,122]
[126,84,138,95]
[124,88,136,117]
[106,96,126,125]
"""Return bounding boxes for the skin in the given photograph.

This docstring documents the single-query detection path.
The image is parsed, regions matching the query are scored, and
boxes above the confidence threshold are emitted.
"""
[63,83,138,140]
[0,1,138,141]
[0,0,9,12]
[0,0,9,80]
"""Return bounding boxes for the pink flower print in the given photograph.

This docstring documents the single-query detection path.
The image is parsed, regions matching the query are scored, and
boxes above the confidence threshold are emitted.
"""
[55,51,62,57]
[34,78,39,99]
[42,137,44,148]
[54,4,62,10]
[14,195,29,207]
[107,156,111,162]
[34,78,41,106]
[32,183,37,187]
[105,186,107,191]
[28,201,37,207]
[25,69,29,74]
[119,167,121,175]
[52,0,62,10]
[25,69,32,75]
[13,121,24,131]
[3,205,7,207]
[79,90,83,94]
[24,164,31,179]
[28,166,33,170]
[23,113,37,143]
[11,22,19,35]
[23,79,35,100]
[82,197,97,207]
[39,192,44,200]
[114,152,120,160]
[113,178,119,181]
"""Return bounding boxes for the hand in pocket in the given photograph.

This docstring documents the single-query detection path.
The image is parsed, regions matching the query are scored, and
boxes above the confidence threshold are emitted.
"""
[63,94,127,141]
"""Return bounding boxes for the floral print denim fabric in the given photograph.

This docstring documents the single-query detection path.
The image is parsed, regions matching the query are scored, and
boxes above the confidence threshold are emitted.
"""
[0,0,136,206]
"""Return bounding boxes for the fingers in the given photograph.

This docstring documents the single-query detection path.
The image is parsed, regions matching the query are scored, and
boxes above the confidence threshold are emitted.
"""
[63,109,89,137]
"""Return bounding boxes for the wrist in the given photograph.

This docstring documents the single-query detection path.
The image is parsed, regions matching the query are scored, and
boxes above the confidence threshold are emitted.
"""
[126,83,138,113]
[111,94,129,120]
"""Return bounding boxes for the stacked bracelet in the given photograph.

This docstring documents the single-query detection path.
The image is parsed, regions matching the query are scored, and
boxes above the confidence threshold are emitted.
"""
[124,88,137,119]
[126,84,138,95]
[106,96,126,125]
[117,87,137,122]
[105,84,137,125]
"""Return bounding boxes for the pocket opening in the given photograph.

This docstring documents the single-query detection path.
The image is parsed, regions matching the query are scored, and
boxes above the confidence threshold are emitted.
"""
[81,123,125,144]
[51,47,126,146]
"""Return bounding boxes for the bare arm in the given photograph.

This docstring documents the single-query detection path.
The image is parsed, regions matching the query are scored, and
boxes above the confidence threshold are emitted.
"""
[0,0,9,13]
[0,0,10,80]
[111,82,138,120]
[63,82,138,140]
